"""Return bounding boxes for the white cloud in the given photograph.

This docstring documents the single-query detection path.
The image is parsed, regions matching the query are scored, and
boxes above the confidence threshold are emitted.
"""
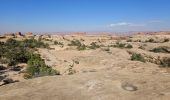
[110,22,145,27]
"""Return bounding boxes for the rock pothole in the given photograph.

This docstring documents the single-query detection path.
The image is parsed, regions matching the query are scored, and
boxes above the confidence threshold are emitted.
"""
[121,82,138,91]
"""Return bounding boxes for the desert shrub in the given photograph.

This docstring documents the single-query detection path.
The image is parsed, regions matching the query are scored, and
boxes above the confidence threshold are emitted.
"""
[54,41,63,46]
[148,38,154,42]
[67,64,76,75]
[0,65,6,70]
[0,38,59,78]
[160,57,170,67]
[25,54,59,78]
[104,48,110,51]
[126,44,133,48]
[23,38,49,48]
[77,44,86,51]
[0,38,49,65]
[145,38,155,43]
[127,39,132,42]
[68,40,81,47]
[131,53,145,62]
[163,38,169,42]
[114,42,133,49]
[88,42,100,49]
[68,40,86,50]
[137,40,141,42]
[80,38,85,41]
[150,47,170,53]
[74,60,79,64]
[114,42,126,48]
[138,46,145,50]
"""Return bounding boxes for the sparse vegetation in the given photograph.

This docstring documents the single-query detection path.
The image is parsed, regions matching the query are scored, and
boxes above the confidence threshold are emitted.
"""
[138,45,145,50]
[114,42,133,49]
[126,44,133,48]
[0,38,59,79]
[0,65,6,70]
[25,53,60,79]
[68,39,82,47]
[114,42,126,48]
[77,44,86,50]
[127,39,132,42]
[67,63,76,75]
[160,57,170,67]
[150,47,170,53]
[131,53,145,62]
[54,40,64,46]
[88,42,100,49]
[54,40,64,47]
[163,38,169,42]
[146,38,155,43]
[68,39,86,50]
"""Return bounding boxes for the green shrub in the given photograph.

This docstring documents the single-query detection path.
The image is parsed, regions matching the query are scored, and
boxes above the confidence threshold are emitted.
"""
[160,57,170,67]
[0,65,6,70]
[77,44,86,51]
[54,41,63,46]
[68,40,82,47]
[114,42,126,48]
[114,42,133,49]
[131,53,145,62]
[88,42,100,49]
[68,40,87,51]
[25,54,60,78]
[23,38,49,48]
[138,46,145,50]
[127,39,132,42]
[163,38,169,42]
[104,48,110,51]
[0,38,59,79]
[150,47,170,53]
[126,44,133,48]
[145,38,155,43]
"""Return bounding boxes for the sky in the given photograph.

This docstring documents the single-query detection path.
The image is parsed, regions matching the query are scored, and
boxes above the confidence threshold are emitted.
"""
[0,0,170,33]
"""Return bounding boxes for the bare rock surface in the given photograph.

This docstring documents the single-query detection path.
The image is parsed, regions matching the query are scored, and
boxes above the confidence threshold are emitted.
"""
[0,70,170,100]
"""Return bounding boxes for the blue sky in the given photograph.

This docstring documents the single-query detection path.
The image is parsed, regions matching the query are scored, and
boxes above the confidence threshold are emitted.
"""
[0,0,170,32]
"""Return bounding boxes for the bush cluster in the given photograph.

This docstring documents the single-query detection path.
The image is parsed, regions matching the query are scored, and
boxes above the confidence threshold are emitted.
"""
[114,42,133,49]
[160,57,170,67]
[68,40,86,50]
[88,42,100,49]
[0,38,49,66]
[131,53,145,62]
[54,40,64,46]
[150,47,170,53]
[0,38,59,79]
[25,53,60,79]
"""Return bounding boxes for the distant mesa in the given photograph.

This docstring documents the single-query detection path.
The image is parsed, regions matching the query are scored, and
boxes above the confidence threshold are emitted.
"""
[25,32,34,38]
[72,32,86,36]
[4,33,15,38]
[136,31,170,35]
[26,32,33,36]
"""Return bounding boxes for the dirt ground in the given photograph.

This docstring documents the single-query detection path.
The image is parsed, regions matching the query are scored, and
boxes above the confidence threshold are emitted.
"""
[0,34,170,100]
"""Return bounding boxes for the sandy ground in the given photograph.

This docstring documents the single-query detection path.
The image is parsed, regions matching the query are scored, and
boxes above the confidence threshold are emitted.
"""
[0,34,170,100]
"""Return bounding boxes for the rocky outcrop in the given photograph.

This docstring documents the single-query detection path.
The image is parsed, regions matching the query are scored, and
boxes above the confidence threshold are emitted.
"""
[15,32,23,38]
[25,32,34,38]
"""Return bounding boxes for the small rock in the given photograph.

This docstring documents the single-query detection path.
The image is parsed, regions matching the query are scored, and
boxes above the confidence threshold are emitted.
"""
[121,82,138,91]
